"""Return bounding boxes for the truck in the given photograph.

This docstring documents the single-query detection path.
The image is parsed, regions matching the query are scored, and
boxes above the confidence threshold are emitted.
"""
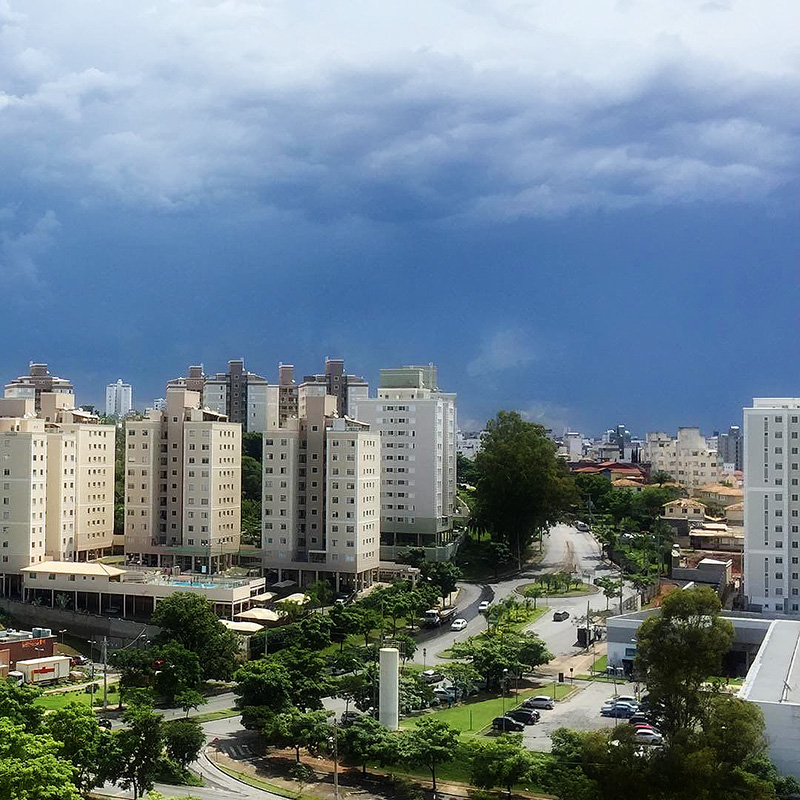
[15,656,71,686]
[423,607,457,627]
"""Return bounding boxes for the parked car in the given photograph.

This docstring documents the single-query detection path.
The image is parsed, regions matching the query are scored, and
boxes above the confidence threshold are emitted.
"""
[433,688,456,702]
[97,718,112,730]
[340,711,361,726]
[603,703,636,718]
[478,601,491,613]
[421,670,444,684]
[553,610,570,622]
[450,618,468,632]
[633,728,663,745]
[506,708,539,725]
[615,695,638,706]
[492,716,525,733]
[600,700,617,714]
[69,655,89,667]
[576,521,590,532]
[629,713,653,726]
[523,695,555,710]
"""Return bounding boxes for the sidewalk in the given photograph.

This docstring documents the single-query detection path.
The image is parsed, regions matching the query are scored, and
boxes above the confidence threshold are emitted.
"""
[539,642,606,677]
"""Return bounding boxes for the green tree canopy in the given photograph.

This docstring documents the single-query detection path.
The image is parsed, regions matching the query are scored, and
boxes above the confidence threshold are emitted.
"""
[0,718,80,800]
[470,734,538,797]
[163,718,205,769]
[152,641,202,704]
[234,659,294,729]
[473,411,578,563]
[635,586,734,739]
[47,701,110,794]
[339,716,397,775]
[152,591,239,680]
[112,703,165,800]
[420,560,462,606]
[262,709,331,762]
[400,717,459,793]
[0,680,43,732]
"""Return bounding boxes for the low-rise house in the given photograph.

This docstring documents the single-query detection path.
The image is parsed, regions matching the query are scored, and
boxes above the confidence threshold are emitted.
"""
[696,483,744,508]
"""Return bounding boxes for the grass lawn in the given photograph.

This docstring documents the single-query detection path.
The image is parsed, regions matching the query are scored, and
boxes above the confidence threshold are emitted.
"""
[401,684,574,735]
[191,707,240,723]
[591,654,608,672]
[35,689,97,711]
[516,581,598,598]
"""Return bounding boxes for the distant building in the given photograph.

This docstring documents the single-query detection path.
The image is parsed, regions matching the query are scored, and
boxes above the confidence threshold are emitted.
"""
[105,379,133,417]
[169,361,278,433]
[4,363,74,412]
[457,430,486,460]
[717,425,743,472]
[643,428,724,490]
[353,364,457,557]
[152,398,167,411]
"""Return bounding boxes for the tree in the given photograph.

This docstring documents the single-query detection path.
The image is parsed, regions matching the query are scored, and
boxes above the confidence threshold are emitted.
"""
[0,680,43,732]
[420,561,462,606]
[397,546,426,568]
[163,718,205,769]
[241,454,262,501]
[471,734,538,798]
[47,702,109,794]
[339,716,396,775]
[400,717,459,793]
[523,584,545,608]
[650,469,674,485]
[439,662,480,698]
[234,659,294,729]
[152,592,239,680]
[306,580,334,613]
[594,576,622,611]
[110,647,155,705]
[635,586,734,740]
[486,541,513,577]
[346,604,383,648]
[262,709,331,762]
[298,614,333,650]
[113,703,165,800]
[175,688,207,717]
[276,646,332,710]
[395,632,417,663]
[473,412,579,564]
[152,641,202,705]
[0,718,81,800]
[452,631,551,689]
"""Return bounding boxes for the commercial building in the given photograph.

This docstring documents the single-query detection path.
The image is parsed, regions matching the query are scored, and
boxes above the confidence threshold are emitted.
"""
[643,428,724,490]
[169,361,278,433]
[352,364,458,559]
[0,385,115,597]
[123,387,241,573]
[0,627,56,677]
[261,388,380,592]
[4,363,74,413]
[21,561,265,621]
[743,398,800,614]
[717,425,743,472]
[105,379,133,417]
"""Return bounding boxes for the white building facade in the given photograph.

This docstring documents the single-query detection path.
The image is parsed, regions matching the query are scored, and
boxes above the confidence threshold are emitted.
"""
[105,379,133,417]
[743,399,800,614]
[644,427,725,490]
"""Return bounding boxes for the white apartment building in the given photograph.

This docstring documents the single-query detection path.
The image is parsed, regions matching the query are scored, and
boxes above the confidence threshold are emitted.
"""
[644,428,725,490]
[743,399,800,614]
[457,430,486,461]
[0,390,115,597]
[105,379,133,417]
[261,389,380,592]
[352,364,457,557]
[124,387,241,573]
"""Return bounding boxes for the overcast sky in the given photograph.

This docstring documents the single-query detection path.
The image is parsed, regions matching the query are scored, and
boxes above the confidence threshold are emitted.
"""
[1,0,798,435]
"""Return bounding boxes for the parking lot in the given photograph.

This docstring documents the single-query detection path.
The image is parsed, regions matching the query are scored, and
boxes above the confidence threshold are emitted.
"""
[520,679,639,751]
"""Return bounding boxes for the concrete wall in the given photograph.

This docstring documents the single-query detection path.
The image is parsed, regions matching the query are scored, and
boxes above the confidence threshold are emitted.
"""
[0,598,159,649]
[757,700,800,778]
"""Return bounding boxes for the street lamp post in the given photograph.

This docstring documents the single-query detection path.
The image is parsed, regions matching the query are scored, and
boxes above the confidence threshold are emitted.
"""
[58,629,67,652]
[501,668,508,716]
[329,721,340,800]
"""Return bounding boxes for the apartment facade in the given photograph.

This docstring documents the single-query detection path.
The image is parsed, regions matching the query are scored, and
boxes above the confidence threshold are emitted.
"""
[352,364,458,557]
[743,399,800,614]
[124,387,241,573]
[644,427,725,490]
[105,379,133,417]
[0,390,115,597]
[261,389,380,592]
[718,425,744,471]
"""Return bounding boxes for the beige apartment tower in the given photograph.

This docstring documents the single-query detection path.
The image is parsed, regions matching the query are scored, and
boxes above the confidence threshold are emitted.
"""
[0,388,115,598]
[124,387,241,573]
[262,387,380,592]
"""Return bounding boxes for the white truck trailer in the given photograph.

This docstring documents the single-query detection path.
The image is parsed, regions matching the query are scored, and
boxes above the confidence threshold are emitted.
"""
[15,656,71,686]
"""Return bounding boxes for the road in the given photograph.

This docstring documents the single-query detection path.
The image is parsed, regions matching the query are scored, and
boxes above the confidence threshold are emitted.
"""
[412,522,629,664]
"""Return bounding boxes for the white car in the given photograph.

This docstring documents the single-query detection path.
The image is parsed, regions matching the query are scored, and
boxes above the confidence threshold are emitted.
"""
[478,601,491,613]
[450,618,468,631]
[633,728,663,745]
[525,695,555,710]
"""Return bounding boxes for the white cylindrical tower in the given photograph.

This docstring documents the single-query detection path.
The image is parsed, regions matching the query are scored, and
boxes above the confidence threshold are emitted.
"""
[379,647,400,730]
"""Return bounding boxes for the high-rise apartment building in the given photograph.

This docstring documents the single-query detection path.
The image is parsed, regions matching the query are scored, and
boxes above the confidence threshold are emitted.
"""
[277,364,298,427]
[4,363,74,412]
[124,387,241,573]
[352,364,457,556]
[643,428,724,489]
[169,361,278,433]
[717,425,743,472]
[262,387,380,592]
[105,379,133,417]
[0,386,115,596]
[743,399,800,614]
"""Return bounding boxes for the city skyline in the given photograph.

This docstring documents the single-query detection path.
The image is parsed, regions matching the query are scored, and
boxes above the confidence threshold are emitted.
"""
[1,2,797,437]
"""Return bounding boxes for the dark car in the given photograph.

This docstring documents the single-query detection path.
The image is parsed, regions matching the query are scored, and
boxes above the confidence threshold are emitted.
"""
[604,703,636,719]
[97,718,112,729]
[506,708,539,725]
[340,711,361,726]
[553,610,570,622]
[629,713,653,726]
[492,716,525,733]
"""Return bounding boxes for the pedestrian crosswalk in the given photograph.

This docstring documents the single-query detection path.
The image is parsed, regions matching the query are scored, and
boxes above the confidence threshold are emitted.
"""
[218,742,254,760]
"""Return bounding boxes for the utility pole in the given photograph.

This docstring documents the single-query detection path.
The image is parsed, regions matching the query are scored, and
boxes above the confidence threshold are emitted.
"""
[332,720,340,800]
[264,626,268,659]
[102,636,108,713]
